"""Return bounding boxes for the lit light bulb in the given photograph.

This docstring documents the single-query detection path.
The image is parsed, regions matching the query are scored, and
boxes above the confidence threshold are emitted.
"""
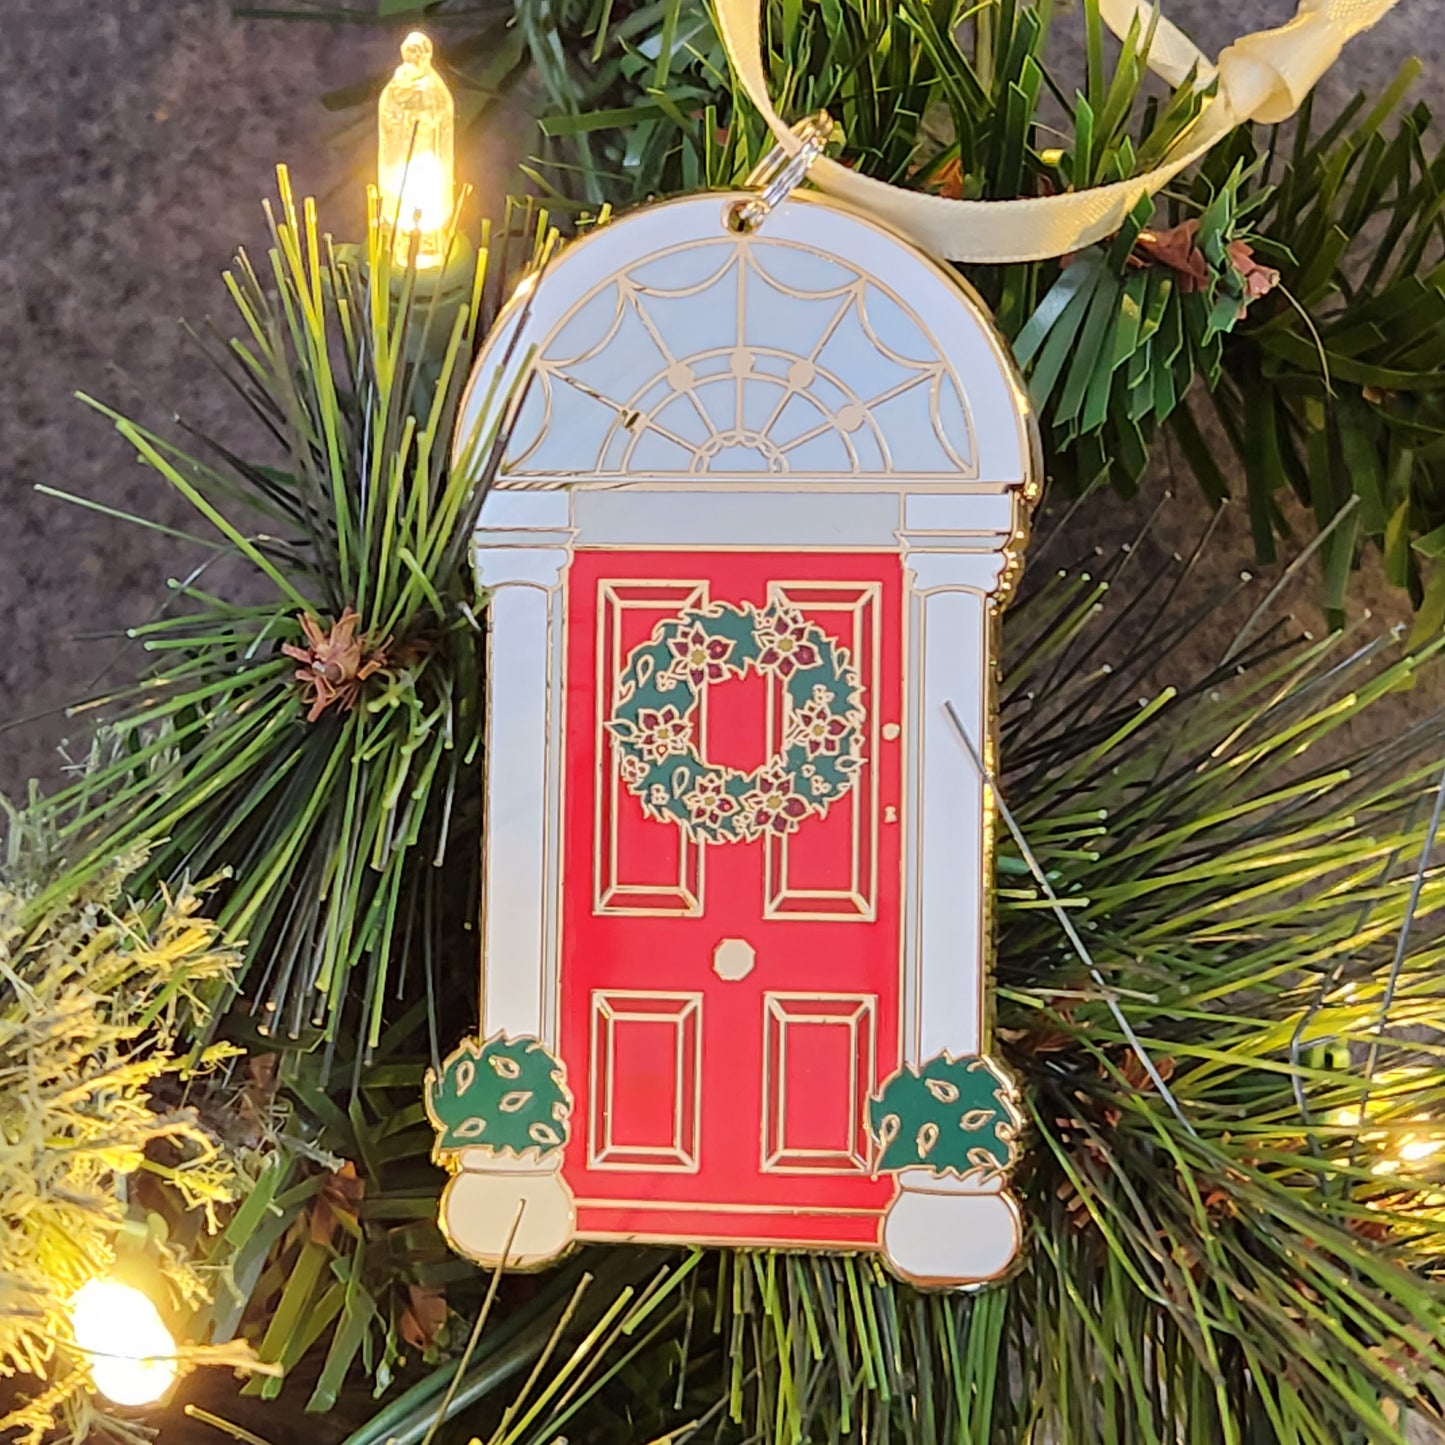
[1399,1136,1443,1164]
[1371,1123,1445,1176]
[377,31,455,270]
[69,1279,179,1407]
[1328,1074,1445,1180]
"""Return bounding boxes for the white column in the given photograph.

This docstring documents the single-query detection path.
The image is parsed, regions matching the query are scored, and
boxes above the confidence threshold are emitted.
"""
[887,529,1025,1292]
[473,492,573,1044]
[899,491,1019,1065]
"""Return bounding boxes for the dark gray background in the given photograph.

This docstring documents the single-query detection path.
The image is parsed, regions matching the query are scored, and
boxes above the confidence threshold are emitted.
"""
[0,0,1435,799]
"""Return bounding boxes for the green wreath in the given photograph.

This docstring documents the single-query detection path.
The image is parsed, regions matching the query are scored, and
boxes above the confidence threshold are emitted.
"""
[606,601,866,844]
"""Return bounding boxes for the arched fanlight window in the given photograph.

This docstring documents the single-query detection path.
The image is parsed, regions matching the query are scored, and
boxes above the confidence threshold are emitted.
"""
[458,194,1032,492]
[505,234,976,478]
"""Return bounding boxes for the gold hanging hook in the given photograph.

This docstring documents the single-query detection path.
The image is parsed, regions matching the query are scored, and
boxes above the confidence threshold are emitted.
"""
[727,110,833,233]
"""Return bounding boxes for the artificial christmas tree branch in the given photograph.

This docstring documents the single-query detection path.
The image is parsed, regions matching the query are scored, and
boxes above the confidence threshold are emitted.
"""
[36,315,1445,1434]
[27,175,558,1059]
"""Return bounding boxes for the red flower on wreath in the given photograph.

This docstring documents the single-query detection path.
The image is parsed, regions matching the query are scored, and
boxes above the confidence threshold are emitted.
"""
[743,765,813,836]
[792,697,851,758]
[634,705,692,763]
[683,772,738,830]
[668,623,735,687]
[755,607,821,680]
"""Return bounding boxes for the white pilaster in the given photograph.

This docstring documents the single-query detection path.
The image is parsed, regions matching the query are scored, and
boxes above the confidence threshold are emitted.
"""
[901,537,1013,1064]
[474,494,574,1044]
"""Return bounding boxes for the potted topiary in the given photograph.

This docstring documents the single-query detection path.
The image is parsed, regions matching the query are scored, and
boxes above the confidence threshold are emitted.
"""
[869,1053,1024,1288]
[425,1034,576,1269]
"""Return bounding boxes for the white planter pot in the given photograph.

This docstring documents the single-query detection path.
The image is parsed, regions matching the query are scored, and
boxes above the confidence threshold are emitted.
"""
[881,1168,1021,1289]
[439,1149,576,1270]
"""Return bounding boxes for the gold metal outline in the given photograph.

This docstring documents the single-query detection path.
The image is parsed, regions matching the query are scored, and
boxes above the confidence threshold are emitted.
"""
[549,552,571,1047]
[574,1226,887,1254]
[457,189,1045,1282]
[505,233,979,481]
[476,567,571,1043]
[599,583,868,854]
[574,1197,884,1217]
[455,189,1043,504]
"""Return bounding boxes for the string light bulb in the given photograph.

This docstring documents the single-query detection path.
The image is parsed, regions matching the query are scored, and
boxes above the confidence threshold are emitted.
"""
[1328,1069,1445,1180]
[377,31,455,270]
[69,1279,179,1407]
[1370,1118,1445,1177]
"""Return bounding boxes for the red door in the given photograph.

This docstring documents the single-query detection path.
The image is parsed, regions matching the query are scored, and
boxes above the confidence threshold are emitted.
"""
[559,548,903,1249]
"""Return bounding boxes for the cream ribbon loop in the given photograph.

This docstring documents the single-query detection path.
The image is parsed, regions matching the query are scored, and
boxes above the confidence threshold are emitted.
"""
[715,0,1403,263]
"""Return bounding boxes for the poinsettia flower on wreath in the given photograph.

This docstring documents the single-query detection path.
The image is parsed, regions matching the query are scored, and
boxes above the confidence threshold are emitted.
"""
[743,764,814,836]
[633,705,693,763]
[791,697,851,758]
[755,605,821,679]
[668,622,735,687]
[683,771,739,830]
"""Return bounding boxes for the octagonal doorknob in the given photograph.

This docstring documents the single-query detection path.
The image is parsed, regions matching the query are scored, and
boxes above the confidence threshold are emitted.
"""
[713,938,756,981]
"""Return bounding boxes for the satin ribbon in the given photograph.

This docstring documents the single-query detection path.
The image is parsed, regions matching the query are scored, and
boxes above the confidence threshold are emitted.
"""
[714,0,1403,262]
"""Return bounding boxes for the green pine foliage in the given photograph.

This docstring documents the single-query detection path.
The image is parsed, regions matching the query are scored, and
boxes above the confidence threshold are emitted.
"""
[1187,75,1445,630]
[371,548,1445,1445]
[0,829,250,1444]
[29,175,562,1059]
[984,547,1445,1442]
[22,15,1445,1432]
[186,1036,469,1413]
[129,520,1445,1445]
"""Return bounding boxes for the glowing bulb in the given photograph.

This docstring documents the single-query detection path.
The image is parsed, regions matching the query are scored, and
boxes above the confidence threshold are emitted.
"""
[1371,1126,1445,1175]
[69,1279,179,1407]
[1400,1136,1443,1163]
[377,31,455,270]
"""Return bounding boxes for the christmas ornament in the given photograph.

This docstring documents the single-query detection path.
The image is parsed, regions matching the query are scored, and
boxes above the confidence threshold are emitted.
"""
[429,120,1038,1289]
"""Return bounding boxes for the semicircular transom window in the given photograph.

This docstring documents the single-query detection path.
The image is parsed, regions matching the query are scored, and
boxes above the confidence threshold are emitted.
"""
[505,234,978,480]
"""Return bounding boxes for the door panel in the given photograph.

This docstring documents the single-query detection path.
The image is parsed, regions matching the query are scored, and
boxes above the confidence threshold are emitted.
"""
[560,548,904,1249]
[593,581,705,916]
[763,581,881,920]
[587,991,701,1170]
[762,993,877,1174]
